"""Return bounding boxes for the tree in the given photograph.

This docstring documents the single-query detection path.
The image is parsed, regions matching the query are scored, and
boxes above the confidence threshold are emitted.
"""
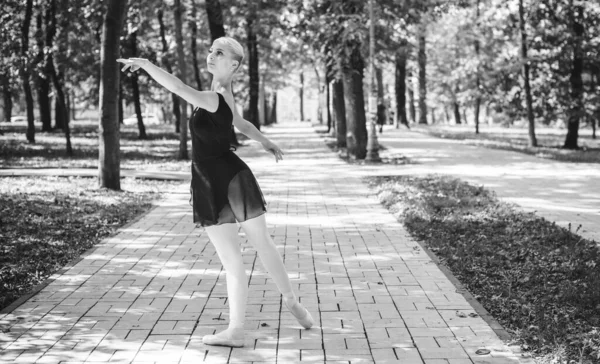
[299,71,304,121]
[35,2,52,132]
[395,40,409,128]
[518,0,537,146]
[417,18,427,125]
[173,0,188,160]
[342,35,368,159]
[157,7,181,133]
[125,7,147,140]
[189,0,203,91]
[563,0,584,149]
[21,0,35,143]
[246,1,260,129]
[99,0,128,190]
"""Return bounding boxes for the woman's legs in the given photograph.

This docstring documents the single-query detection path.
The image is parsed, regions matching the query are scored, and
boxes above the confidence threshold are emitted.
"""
[239,214,314,329]
[203,223,247,347]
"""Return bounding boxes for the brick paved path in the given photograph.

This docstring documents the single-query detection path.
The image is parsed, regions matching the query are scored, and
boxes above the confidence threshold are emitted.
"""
[0,123,525,364]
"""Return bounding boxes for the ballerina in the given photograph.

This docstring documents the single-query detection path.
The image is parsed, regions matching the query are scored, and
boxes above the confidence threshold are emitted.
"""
[117,36,313,348]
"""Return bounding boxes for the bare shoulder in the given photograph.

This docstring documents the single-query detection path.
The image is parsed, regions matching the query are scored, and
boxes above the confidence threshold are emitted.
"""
[196,91,220,113]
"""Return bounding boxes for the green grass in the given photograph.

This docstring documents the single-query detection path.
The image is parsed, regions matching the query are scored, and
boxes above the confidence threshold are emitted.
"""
[366,175,600,364]
[412,124,600,164]
[0,176,182,311]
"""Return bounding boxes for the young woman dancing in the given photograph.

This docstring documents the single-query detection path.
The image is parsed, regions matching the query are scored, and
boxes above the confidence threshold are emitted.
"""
[117,36,313,348]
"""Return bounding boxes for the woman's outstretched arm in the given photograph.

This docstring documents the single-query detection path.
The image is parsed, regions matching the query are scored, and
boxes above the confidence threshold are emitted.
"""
[226,96,283,162]
[117,57,218,111]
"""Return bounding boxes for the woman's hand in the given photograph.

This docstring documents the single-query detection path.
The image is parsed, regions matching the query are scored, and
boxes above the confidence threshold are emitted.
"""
[261,139,284,163]
[117,58,151,73]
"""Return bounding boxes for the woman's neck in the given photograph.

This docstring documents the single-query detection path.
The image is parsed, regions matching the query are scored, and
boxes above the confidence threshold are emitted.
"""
[211,76,232,93]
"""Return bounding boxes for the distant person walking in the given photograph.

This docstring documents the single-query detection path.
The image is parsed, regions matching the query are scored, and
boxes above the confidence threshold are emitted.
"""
[117,36,313,348]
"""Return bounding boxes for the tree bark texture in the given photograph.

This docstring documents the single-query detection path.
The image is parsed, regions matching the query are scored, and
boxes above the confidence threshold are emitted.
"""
[129,29,147,139]
[269,92,277,125]
[563,1,584,149]
[474,0,482,135]
[22,0,35,143]
[407,68,416,123]
[342,45,368,159]
[395,44,409,129]
[519,0,537,146]
[99,0,128,189]
[157,8,181,132]
[1,74,12,122]
[174,0,189,159]
[332,79,346,148]
[314,66,324,124]
[299,72,304,121]
[375,66,386,132]
[37,5,52,131]
[246,6,260,129]
[453,102,461,125]
[417,20,427,125]
[189,0,202,90]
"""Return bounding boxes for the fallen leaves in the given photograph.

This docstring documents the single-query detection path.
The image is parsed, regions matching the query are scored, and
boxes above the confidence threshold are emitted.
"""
[0,176,180,311]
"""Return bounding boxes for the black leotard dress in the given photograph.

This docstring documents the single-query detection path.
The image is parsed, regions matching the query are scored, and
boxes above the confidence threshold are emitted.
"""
[189,93,266,227]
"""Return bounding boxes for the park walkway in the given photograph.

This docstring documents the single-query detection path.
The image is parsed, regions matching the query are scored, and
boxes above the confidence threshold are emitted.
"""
[372,126,600,243]
[1,123,529,364]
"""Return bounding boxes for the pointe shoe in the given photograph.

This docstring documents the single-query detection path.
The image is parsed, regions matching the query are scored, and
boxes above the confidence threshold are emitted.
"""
[202,329,245,347]
[284,300,314,329]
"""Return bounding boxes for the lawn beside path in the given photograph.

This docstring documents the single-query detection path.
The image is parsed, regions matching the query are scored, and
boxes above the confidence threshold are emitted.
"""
[0,122,526,364]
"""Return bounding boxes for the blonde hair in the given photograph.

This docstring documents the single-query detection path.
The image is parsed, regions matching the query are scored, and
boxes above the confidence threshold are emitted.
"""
[214,36,244,72]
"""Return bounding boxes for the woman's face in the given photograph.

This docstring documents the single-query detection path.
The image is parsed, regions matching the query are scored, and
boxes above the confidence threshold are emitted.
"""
[206,43,237,76]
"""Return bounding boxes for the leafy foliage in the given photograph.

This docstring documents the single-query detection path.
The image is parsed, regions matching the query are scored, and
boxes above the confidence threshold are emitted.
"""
[368,175,600,363]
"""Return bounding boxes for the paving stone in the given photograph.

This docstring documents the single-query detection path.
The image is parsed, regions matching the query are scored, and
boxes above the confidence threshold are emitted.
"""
[0,123,530,364]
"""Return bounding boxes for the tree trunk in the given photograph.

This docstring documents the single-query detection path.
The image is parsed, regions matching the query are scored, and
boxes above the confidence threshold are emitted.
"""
[99,0,128,189]
[299,72,305,122]
[246,13,260,129]
[189,0,202,90]
[22,0,35,143]
[118,82,123,124]
[37,5,52,132]
[407,68,416,123]
[269,91,277,124]
[375,66,386,133]
[395,43,409,129]
[326,73,332,132]
[417,20,428,125]
[474,0,482,135]
[332,78,346,148]
[453,102,461,125]
[563,1,584,149]
[1,74,12,123]
[314,66,324,124]
[174,0,189,159]
[519,0,537,146]
[53,0,71,133]
[157,8,181,133]
[129,29,147,139]
[204,0,225,41]
[258,77,266,125]
[342,45,367,159]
